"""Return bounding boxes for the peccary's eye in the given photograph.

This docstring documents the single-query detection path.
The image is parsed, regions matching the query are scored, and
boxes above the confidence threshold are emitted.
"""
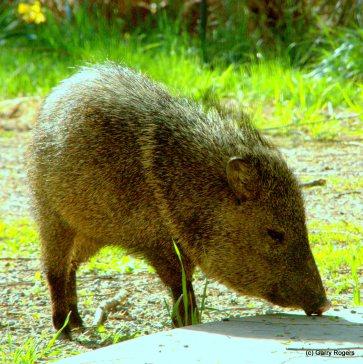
[267,229,285,244]
[235,197,246,205]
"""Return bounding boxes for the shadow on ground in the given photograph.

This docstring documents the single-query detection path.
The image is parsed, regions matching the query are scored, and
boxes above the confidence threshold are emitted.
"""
[184,309,363,344]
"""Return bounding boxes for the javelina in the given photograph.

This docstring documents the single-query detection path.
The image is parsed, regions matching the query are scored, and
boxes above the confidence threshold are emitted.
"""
[28,63,330,337]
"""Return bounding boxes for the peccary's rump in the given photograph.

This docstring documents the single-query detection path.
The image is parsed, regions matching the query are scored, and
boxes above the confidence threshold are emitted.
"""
[28,63,329,335]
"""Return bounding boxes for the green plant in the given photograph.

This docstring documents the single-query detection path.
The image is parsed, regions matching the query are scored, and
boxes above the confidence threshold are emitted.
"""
[351,255,361,306]
[96,325,139,345]
[0,2,22,44]
[1,2,362,140]
[309,220,363,301]
[173,242,198,326]
[0,313,72,363]
[310,27,363,81]
[0,218,38,258]
[164,242,208,326]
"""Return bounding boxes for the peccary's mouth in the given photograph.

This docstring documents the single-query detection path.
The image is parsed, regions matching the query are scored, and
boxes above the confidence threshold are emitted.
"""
[304,298,331,316]
[265,286,331,315]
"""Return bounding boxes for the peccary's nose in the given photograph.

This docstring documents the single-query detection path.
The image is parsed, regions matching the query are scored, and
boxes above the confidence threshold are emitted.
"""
[304,298,331,316]
[316,299,331,315]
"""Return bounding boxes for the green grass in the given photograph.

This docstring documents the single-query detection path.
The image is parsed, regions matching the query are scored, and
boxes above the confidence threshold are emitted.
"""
[325,176,363,192]
[0,321,139,364]
[81,247,152,275]
[0,319,136,363]
[0,130,16,139]
[300,175,363,193]
[167,242,208,326]
[95,325,140,346]
[1,46,361,139]
[0,3,362,140]
[309,220,362,304]
[0,315,75,364]
[310,26,363,82]
[0,333,67,364]
[0,218,38,258]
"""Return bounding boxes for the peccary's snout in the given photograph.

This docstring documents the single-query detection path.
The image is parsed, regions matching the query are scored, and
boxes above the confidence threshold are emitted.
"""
[304,298,331,316]
[268,252,331,315]
[295,251,331,316]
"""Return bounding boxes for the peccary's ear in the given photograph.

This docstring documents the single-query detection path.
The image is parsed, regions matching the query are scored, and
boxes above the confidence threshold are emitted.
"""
[226,157,259,201]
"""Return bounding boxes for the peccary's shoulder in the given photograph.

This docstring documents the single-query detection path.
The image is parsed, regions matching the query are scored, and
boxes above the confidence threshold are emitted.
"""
[41,63,171,116]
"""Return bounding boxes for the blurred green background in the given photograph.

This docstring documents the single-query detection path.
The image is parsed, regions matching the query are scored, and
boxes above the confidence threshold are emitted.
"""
[0,0,362,139]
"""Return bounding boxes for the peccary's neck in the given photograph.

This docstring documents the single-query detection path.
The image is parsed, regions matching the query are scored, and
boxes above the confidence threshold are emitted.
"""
[141,110,270,260]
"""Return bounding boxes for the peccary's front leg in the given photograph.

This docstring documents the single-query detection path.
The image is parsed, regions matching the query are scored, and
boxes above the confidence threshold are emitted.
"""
[169,278,199,327]
[36,205,75,339]
[144,246,198,327]
[66,265,83,329]
[46,271,73,338]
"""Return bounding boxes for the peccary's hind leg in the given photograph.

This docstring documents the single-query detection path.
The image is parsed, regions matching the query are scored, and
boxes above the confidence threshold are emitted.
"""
[67,265,83,329]
[144,245,198,327]
[67,234,103,329]
[37,207,75,338]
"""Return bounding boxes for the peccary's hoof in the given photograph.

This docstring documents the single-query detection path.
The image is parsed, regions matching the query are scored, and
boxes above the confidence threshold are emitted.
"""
[57,328,72,341]
[53,313,74,340]
[69,313,84,329]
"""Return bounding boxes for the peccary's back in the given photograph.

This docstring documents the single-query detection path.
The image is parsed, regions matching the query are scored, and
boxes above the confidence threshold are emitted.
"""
[29,65,189,248]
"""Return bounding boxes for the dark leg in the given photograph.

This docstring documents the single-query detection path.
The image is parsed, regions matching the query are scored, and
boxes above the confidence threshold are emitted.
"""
[67,265,83,329]
[46,271,73,338]
[144,244,198,327]
[37,207,75,339]
[67,233,103,329]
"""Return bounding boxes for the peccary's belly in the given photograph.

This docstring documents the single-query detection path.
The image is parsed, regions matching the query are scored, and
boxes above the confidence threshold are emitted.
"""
[44,152,168,249]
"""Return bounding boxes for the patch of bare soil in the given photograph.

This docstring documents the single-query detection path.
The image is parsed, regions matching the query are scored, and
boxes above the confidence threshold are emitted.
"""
[0,98,361,361]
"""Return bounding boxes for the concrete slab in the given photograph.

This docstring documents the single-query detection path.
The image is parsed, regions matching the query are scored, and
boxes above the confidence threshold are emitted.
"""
[58,308,363,363]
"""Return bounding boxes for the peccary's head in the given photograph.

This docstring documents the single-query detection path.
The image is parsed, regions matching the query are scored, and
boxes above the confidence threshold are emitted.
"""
[200,147,330,315]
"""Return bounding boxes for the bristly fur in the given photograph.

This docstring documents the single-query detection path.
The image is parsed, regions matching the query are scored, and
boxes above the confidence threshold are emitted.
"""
[28,62,327,336]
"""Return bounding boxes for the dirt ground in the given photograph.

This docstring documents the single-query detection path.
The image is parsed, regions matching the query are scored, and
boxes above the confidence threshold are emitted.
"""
[0,97,362,361]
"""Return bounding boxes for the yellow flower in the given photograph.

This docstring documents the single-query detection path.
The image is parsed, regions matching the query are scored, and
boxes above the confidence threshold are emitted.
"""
[17,1,46,24]
[17,3,29,15]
